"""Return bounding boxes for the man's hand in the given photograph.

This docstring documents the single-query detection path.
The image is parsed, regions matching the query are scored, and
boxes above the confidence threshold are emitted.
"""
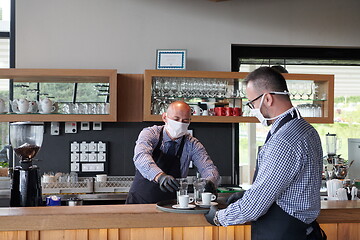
[226,191,245,205]
[204,205,221,226]
[157,174,180,192]
[204,180,218,198]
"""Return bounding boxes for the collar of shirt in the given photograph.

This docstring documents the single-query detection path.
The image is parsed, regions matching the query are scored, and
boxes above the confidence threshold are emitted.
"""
[162,127,184,145]
[269,107,296,135]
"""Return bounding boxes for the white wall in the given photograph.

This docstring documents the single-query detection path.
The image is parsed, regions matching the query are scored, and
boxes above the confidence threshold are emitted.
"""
[16,0,360,73]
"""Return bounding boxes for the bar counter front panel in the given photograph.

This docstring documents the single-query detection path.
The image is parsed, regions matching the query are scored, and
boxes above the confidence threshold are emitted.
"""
[0,200,359,240]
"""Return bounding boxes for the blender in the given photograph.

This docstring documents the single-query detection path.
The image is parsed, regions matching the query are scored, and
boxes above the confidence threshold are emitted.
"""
[10,122,44,207]
[326,133,338,161]
[325,133,347,179]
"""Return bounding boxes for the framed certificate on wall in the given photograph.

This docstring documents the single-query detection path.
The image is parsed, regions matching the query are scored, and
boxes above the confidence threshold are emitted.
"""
[156,49,187,70]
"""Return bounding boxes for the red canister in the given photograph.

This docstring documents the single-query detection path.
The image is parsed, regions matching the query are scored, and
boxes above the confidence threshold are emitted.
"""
[214,107,225,116]
[233,107,242,116]
[225,107,233,116]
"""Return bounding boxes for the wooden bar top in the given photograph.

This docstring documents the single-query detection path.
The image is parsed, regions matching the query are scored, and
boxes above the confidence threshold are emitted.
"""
[0,200,359,231]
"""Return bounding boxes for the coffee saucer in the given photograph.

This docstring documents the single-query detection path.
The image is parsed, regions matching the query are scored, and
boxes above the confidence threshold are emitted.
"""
[195,201,218,208]
[172,204,196,209]
[39,111,57,114]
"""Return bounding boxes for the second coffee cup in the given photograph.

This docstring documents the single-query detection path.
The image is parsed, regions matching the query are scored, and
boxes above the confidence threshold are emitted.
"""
[201,192,216,205]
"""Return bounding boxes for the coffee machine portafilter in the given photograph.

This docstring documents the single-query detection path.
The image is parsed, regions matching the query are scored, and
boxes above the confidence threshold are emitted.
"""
[10,122,44,207]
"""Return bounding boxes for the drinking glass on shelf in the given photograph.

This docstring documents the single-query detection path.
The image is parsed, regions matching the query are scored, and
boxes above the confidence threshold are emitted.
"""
[162,78,171,97]
[96,103,104,114]
[62,103,75,114]
[287,81,298,99]
[152,77,163,97]
[78,103,88,114]
[88,103,97,114]
[305,82,314,100]
[210,80,217,98]
[297,82,307,100]
[178,78,186,97]
[170,78,178,97]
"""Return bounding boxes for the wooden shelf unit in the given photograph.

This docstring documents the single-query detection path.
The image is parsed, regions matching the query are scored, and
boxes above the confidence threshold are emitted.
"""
[143,70,334,124]
[0,69,118,122]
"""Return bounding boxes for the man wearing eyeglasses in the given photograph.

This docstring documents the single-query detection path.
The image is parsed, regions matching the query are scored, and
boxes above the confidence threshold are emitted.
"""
[126,101,220,204]
[205,67,325,240]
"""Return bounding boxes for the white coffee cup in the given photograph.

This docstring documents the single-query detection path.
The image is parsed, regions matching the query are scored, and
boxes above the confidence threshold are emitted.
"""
[96,174,107,182]
[201,192,216,205]
[178,194,192,208]
[177,190,194,204]
[40,98,56,113]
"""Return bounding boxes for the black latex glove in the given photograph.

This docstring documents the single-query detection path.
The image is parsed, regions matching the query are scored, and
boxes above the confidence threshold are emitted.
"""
[204,205,220,226]
[204,180,218,198]
[226,190,246,205]
[158,174,180,193]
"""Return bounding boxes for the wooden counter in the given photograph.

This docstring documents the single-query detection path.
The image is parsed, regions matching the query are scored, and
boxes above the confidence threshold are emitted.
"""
[0,201,359,240]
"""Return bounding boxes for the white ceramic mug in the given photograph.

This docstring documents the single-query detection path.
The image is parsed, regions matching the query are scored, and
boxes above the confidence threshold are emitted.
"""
[201,192,216,205]
[178,195,194,208]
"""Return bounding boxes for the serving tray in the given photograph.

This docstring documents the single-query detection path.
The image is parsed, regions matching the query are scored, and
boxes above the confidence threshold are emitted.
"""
[156,199,221,214]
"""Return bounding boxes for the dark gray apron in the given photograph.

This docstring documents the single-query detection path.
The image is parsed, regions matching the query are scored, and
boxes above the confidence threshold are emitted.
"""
[126,128,185,204]
[252,111,310,240]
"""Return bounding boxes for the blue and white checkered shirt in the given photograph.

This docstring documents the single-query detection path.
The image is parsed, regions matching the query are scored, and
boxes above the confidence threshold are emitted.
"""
[218,110,323,226]
[133,125,220,185]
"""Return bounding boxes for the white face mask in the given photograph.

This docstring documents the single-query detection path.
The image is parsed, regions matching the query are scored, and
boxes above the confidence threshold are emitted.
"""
[249,92,290,127]
[165,117,190,139]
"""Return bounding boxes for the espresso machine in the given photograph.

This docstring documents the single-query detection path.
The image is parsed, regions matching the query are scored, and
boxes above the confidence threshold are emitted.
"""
[10,122,44,207]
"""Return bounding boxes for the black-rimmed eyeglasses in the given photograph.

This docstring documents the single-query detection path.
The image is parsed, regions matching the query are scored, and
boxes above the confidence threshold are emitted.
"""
[245,94,264,109]
[245,92,279,109]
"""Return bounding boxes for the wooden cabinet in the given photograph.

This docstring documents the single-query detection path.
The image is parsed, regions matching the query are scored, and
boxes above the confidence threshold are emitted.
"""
[144,70,334,123]
[0,69,118,122]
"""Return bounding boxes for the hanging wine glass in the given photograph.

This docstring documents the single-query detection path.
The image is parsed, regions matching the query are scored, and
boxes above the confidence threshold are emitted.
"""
[305,82,314,100]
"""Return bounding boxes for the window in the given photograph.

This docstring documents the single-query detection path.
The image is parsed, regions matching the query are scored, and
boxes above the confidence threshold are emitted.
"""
[232,45,360,185]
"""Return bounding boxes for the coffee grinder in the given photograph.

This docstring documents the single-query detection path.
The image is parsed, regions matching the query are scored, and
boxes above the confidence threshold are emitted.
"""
[10,122,44,207]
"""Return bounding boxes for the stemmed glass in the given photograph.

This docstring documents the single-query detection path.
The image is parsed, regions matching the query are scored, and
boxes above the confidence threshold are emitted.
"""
[152,77,163,97]
[162,79,171,97]
[297,82,306,100]
[287,81,298,99]
[305,82,314,100]
[169,78,178,97]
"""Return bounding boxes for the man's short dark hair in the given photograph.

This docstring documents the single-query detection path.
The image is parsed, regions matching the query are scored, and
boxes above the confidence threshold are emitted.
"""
[244,67,289,93]
[270,65,288,73]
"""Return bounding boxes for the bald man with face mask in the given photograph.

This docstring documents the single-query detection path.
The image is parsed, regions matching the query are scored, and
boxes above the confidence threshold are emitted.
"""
[126,101,220,204]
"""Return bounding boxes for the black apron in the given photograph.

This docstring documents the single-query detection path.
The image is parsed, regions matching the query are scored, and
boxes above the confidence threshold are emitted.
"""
[251,110,311,240]
[126,128,185,204]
